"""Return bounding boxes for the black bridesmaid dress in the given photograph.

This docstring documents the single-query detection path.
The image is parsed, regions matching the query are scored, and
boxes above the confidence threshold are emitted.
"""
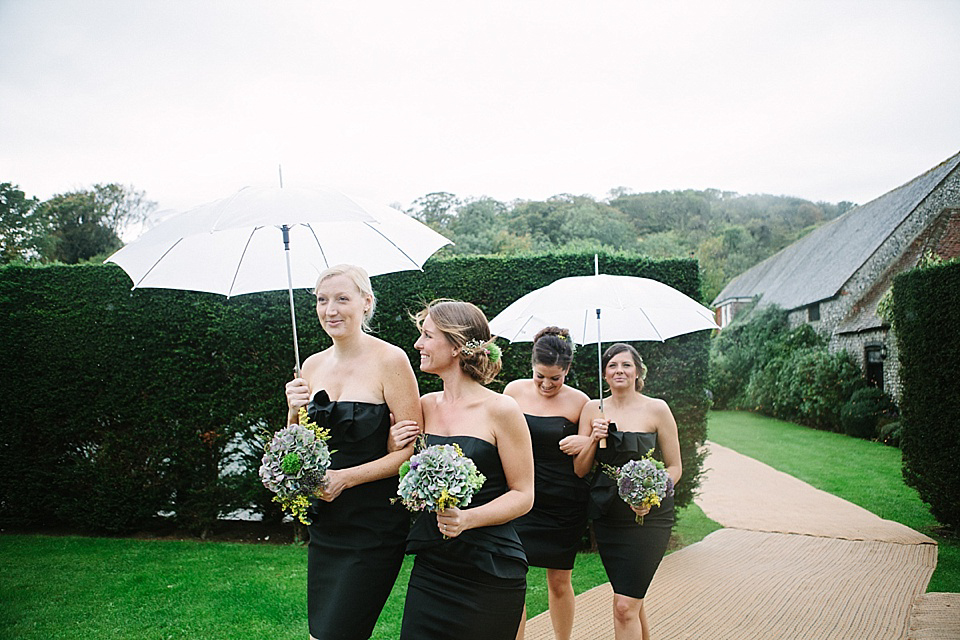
[304,390,410,640]
[400,434,528,640]
[590,424,675,600]
[513,415,588,570]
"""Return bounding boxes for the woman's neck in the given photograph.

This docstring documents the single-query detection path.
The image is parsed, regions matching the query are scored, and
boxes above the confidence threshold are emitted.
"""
[438,368,482,403]
[330,331,366,357]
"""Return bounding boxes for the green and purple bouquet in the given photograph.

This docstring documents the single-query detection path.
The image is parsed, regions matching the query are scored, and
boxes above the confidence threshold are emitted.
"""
[259,407,333,525]
[602,449,674,524]
[394,440,486,514]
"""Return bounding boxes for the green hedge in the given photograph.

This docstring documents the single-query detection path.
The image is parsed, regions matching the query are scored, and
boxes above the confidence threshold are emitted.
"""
[0,252,710,533]
[894,260,960,530]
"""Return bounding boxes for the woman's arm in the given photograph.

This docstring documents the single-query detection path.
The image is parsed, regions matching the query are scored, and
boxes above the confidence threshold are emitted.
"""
[573,400,606,477]
[319,346,422,500]
[437,395,534,536]
[653,399,683,485]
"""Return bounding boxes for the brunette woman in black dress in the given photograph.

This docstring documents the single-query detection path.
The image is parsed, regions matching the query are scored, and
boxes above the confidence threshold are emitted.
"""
[284,264,422,640]
[574,343,681,640]
[391,299,534,640]
[504,327,590,640]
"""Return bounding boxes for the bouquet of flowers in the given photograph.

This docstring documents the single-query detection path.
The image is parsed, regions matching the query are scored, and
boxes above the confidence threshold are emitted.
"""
[394,440,486,515]
[602,449,674,524]
[259,407,333,525]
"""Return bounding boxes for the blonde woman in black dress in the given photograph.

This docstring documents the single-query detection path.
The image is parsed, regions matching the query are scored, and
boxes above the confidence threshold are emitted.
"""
[574,343,681,640]
[391,299,535,640]
[284,264,422,640]
[504,327,590,640]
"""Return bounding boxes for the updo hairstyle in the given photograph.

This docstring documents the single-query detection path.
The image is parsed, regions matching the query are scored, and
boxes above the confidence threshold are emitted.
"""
[601,343,648,392]
[315,264,376,332]
[415,299,501,384]
[532,326,575,371]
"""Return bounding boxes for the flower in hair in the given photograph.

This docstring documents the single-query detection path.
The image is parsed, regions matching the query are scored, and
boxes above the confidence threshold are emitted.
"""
[460,339,501,363]
[460,339,482,357]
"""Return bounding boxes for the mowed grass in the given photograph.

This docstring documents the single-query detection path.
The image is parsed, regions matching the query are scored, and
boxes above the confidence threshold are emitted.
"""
[708,410,959,593]
[1,503,718,640]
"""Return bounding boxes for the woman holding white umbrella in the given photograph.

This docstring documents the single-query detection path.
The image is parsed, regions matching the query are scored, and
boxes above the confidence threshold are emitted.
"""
[284,264,422,640]
[573,343,682,640]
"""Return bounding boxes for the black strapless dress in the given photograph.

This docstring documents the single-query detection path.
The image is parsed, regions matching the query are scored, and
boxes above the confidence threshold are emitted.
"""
[304,390,410,640]
[400,434,528,640]
[590,425,675,600]
[513,415,588,570]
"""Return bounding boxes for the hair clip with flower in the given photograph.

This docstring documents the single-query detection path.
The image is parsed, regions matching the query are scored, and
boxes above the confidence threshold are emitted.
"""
[461,339,502,363]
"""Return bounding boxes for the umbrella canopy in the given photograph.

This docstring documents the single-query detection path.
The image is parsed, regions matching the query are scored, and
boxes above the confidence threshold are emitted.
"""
[106,184,451,372]
[106,185,451,296]
[489,273,719,429]
[488,274,719,345]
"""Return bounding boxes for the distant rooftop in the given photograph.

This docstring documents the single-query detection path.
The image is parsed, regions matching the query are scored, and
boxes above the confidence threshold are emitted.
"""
[713,152,960,310]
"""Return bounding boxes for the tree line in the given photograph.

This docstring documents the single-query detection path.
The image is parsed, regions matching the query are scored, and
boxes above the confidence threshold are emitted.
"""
[1,181,854,301]
[405,188,854,301]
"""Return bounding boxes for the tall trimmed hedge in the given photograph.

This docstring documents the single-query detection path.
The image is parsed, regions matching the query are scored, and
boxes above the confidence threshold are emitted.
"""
[894,260,960,530]
[0,252,710,533]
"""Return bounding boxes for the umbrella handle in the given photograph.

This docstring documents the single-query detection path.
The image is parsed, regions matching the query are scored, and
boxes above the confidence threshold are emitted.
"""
[598,407,607,449]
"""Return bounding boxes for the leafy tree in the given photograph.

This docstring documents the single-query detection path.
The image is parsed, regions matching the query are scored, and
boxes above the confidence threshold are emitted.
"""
[408,191,460,233]
[0,183,42,264]
[38,183,155,264]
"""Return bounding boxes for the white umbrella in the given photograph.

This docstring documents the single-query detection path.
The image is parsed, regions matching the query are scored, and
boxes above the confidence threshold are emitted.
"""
[489,270,719,436]
[106,184,451,373]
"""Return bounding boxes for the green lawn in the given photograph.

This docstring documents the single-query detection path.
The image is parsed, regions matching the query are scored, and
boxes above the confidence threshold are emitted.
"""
[5,409,953,638]
[709,410,959,593]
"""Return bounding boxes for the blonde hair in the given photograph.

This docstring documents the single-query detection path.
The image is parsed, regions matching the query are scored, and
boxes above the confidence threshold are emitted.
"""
[315,264,376,332]
[415,299,501,384]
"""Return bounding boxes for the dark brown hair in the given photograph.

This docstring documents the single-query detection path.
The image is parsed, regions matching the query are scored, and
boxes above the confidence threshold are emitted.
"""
[601,343,648,392]
[532,326,574,371]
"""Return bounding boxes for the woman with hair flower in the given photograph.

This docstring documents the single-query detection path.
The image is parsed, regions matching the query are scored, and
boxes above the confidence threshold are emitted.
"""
[573,343,681,640]
[391,299,535,640]
[503,326,590,640]
[283,264,422,640]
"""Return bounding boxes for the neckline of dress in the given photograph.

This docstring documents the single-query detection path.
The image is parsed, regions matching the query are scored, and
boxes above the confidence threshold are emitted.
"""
[310,389,386,407]
[425,433,496,447]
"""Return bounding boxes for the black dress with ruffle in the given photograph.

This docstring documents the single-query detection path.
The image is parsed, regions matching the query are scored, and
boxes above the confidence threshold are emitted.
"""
[513,415,589,570]
[400,434,528,640]
[304,390,410,640]
[590,424,675,600]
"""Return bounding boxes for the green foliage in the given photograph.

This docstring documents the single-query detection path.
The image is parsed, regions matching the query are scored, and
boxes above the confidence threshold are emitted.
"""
[839,387,898,440]
[894,260,960,530]
[0,183,42,264]
[32,183,156,265]
[0,252,711,532]
[709,305,876,433]
[707,305,791,408]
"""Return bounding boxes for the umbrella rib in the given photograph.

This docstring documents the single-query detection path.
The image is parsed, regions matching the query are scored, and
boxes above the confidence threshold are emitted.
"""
[361,221,422,269]
[227,227,261,298]
[304,224,330,270]
[130,238,185,288]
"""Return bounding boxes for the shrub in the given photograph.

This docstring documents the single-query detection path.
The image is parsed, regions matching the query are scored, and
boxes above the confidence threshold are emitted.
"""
[839,386,898,440]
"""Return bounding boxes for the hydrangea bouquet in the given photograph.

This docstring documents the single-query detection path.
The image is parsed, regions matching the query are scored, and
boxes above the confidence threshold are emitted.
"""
[602,449,674,524]
[394,440,486,517]
[259,407,333,525]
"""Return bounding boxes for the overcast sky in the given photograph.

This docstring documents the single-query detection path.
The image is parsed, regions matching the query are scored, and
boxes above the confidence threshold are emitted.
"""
[2,0,959,218]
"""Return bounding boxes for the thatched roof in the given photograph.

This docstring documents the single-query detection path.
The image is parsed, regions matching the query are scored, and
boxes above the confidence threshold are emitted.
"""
[713,152,960,310]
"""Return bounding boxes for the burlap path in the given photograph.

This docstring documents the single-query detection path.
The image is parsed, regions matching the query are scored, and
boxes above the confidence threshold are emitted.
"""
[524,441,948,639]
